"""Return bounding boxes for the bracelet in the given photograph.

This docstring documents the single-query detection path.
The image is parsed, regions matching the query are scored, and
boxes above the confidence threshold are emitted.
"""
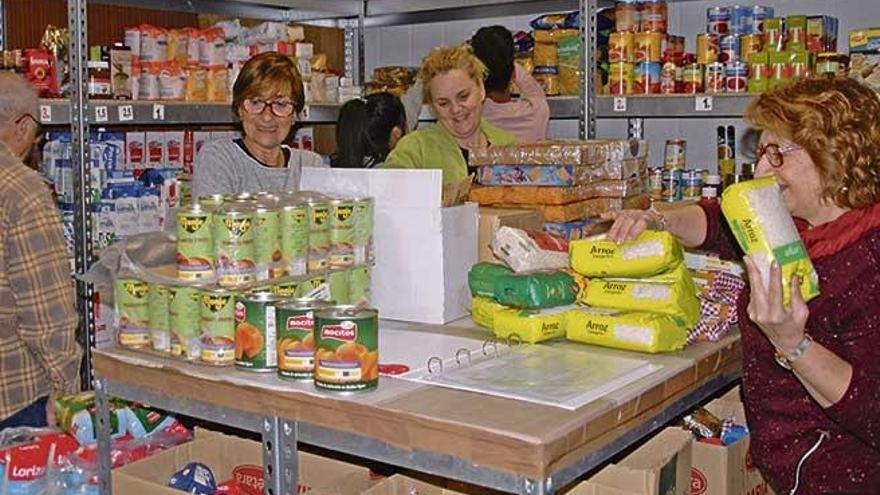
[648,203,669,231]
[774,334,813,370]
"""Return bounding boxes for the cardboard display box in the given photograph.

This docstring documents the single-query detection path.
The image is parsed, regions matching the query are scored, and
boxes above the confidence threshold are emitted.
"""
[477,207,543,263]
[570,428,693,495]
[363,474,467,495]
[113,429,378,494]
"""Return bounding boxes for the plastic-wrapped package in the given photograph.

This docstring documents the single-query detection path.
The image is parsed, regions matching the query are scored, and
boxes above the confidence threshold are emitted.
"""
[691,270,745,308]
[530,11,580,30]
[565,307,688,353]
[721,176,819,305]
[471,296,508,329]
[493,271,578,309]
[543,217,609,241]
[490,227,569,273]
[477,160,646,187]
[684,252,745,277]
[470,176,644,206]
[0,428,80,495]
[469,139,648,167]
[158,61,185,101]
[507,195,648,223]
[570,230,683,278]
[372,66,418,86]
[468,263,513,298]
[493,305,575,343]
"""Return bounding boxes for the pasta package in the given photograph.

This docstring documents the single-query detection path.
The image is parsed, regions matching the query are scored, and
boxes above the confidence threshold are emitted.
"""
[493,305,575,343]
[471,296,508,329]
[469,139,648,167]
[581,264,701,326]
[493,270,579,309]
[470,177,644,206]
[468,262,513,298]
[565,307,688,353]
[721,176,820,305]
[570,230,683,278]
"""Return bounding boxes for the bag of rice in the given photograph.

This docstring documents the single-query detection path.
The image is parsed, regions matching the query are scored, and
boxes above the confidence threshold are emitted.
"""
[471,296,507,329]
[565,307,688,353]
[721,176,820,305]
[468,263,513,298]
[494,270,579,309]
[581,263,700,326]
[569,230,683,278]
[493,305,575,343]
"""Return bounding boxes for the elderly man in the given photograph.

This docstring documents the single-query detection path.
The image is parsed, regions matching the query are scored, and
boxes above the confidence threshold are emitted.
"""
[0,73,80,429]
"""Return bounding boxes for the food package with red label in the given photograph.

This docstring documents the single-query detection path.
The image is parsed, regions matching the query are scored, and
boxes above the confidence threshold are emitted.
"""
[0,427,80,495]
[490,226,570,273]
[23,49,59,97]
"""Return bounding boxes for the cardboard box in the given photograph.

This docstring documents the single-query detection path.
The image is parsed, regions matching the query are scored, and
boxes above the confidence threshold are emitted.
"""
[301,168,478,324]
[363,475,467,495]
[114,429,378,495]
[571,428,693,495]
[478,207,543,263]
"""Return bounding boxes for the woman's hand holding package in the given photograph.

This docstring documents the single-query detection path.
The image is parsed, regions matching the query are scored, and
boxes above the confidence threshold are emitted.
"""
[744,256,808,354]
[601,209,663,243]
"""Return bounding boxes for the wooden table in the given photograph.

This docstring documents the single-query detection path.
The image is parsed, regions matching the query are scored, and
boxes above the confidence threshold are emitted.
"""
[93,319,741,494]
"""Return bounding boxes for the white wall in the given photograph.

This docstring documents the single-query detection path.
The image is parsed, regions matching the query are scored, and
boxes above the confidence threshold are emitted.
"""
[365,0,880,172]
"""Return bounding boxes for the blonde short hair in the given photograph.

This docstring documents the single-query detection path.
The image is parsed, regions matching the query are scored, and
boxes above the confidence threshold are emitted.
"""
[0,72,38,125]
[418,44,487,104]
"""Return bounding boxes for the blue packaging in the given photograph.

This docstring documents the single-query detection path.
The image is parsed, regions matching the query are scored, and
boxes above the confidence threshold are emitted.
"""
[752,5,774,34]
[169,462,217,495]
[730,5,755,36]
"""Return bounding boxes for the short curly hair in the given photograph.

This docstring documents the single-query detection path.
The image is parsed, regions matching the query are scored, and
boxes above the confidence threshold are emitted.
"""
[745,76,880,209]
[418,44,487,104]
[232,51,305,119]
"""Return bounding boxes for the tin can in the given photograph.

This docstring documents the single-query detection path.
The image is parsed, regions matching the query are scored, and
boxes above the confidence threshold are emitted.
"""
[280,202,309,276]
[740,34,763,61]
[730,5,755,36]
[696,34,719,65]
[199,289,236,365]
[329,199,356,269]
[705,62,726,93]
[609,62,634,95]
[148,283,170,353]
[763,18,784,52]
[213,205,256,287]
[276,298,335,380]
[635,32,663,63]
[707,7,730,36]
[234,293,279,372]
[615,0,640,33]
[720,35,740,64]
[752,6,774,33]
[790,51,810,79]
[664,35,685,59]
[271,280,301,299]
[659,61,679,94]
[176,205,214,280]
[252,200,281,281]
[352,198,374,265]
[197,194,225,208]
[168,285,201,360]
[349,265,372,306]
[663,139,686,170]
[314,307,379,392]
[328,269,351,306]
[634,61,661,94]
[116,278,150,348]
[786,15,807,48]
[647,168,663,201]
[682,64,703,93]
[297,273,329,300]
[307,201,330,273]
[725,61,749,93]
[609,31,634,63]
[816,52,840,75]
[640,0,667,33]
[661,169,683,202]
[682,170,704,199]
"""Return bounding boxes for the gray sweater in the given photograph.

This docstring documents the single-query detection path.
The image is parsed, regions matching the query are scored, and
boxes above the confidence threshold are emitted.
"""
[191,138,325,198]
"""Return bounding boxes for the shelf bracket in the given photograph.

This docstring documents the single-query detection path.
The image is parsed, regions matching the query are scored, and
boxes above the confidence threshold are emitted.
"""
[263,417,299,495]
[95,379,113,495]
[580,0,598,139]
[627,117,644,139]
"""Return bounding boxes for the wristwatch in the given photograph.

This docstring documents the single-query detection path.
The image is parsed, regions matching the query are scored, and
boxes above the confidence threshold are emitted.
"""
[774,334,813,370]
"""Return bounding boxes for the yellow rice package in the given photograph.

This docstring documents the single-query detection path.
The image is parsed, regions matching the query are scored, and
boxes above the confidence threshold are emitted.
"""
[721,176,820,305]
[493,305,575,343]
[471,296,508,329]
[581,263,700,327]
[569,230,684,278]
[564,307,687,353]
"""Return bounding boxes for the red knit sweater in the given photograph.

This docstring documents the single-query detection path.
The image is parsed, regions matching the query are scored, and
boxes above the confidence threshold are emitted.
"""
[699,202,880,495]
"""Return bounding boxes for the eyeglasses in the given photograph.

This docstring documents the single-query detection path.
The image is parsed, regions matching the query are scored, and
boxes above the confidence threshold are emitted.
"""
[15,113,43,145]
[756,142,802,168]
[242,98,296,118]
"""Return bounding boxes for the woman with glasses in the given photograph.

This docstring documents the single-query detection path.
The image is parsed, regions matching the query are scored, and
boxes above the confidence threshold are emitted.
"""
[602,76,880,494]
[192,52,323,197]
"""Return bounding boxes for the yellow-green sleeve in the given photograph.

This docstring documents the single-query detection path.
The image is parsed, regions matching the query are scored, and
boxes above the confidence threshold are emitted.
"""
[383,134,422,169]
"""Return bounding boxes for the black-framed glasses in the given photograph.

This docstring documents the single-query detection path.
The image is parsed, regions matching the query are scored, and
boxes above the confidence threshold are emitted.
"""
[756,142,802,168]
[242,98,296,118]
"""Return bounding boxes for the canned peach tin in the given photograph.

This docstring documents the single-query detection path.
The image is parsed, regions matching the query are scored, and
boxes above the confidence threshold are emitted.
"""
[314,306,379,392]
[276,298,335,380]
[234,293,280,372]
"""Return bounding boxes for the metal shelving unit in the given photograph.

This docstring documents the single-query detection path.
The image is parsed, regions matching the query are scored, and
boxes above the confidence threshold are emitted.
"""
[596,94,755,118]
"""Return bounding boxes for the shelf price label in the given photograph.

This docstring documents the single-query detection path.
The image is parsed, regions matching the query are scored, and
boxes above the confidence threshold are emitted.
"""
[613,96,627,113]
[39,105,52,123]
[152,104,165,121]
[118,105,134,122]
[695,96,714,112]
[94,106,109,123]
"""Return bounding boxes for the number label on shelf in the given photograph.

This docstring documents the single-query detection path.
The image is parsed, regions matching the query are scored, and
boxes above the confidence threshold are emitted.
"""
[152,104,165,121]
[39,105,52,123]
[94,106,109,123]
[613,96,627,113]
[118,105,134,122]
[695,96,714,112]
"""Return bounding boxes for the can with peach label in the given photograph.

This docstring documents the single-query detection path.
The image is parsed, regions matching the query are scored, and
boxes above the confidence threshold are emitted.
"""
[276,299,335,380]
[314,306,378,392]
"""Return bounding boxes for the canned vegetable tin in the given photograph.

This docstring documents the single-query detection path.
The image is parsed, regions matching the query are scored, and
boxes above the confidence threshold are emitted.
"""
[280,202,309,276]
[752,5,774,33]
[199,289,237,365]
[609,31,635,63]
[116,278,150,348]
[663,139,687,170]
[314,307,379,392]
[730,5,755,36]
[307,201,330,273]
[214,204,256,287]
[234,293,280,372]
[329,200,356,269]
[696,34,719,65]
[272,279,301,299]
[682,170,704,199]
[197,194,225,208]
[705,62,726,93]
[148,283,170,353]
[253,201,281,281]
[352,198,375,265]
[168,286,202,360]
[661,169,683,202]
[176,205,214,280]
[276,299,335,380]
[720,35,740,63]
[707,6,730,35]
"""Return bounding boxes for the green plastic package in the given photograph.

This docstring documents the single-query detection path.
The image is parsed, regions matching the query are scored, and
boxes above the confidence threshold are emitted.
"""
[468,263,513,298]
[493,271,579,309]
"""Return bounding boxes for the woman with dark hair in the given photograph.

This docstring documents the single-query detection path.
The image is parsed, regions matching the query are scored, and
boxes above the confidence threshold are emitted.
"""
[331,92,408,169]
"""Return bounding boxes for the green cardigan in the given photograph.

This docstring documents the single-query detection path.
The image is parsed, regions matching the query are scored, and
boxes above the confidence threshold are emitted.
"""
[384,119,516,184]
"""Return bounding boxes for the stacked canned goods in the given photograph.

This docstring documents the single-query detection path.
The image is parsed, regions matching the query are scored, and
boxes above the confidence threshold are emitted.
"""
[661,139,685,202]
[609,0,670,95]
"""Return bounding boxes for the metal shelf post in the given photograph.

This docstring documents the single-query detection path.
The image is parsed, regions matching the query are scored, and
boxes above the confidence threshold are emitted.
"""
[580,0,598,139]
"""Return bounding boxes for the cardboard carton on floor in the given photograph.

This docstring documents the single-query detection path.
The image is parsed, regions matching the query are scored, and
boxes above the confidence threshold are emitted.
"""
[363,474,467,495]
[570,428,693,495]
[113,429,378,494]
[477,207,543,263]
[301,168,478,324]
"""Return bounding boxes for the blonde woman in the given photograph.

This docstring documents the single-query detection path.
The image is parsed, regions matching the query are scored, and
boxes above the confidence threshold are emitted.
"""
[385,44,515,184]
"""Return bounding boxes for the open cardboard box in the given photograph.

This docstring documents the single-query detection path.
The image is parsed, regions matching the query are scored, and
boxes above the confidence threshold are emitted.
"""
[113,429,379,494]
[477,207,543,263]
[363,474,467,495]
